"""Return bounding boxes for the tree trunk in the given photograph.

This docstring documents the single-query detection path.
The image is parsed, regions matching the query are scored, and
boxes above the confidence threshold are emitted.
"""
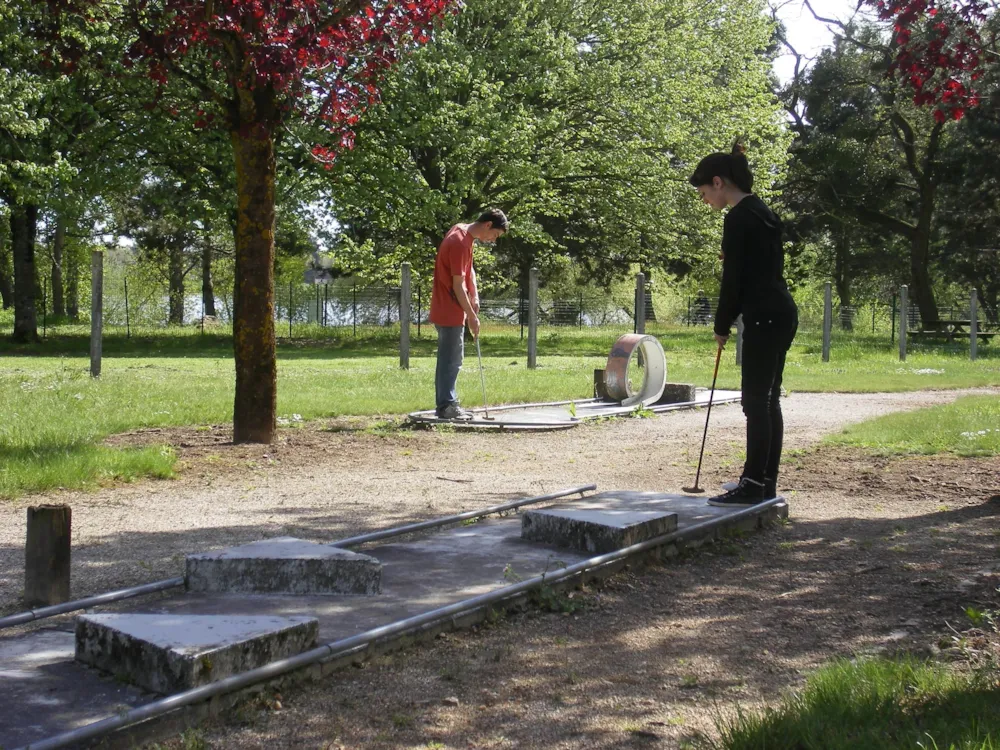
[230,128,277,444]
[834,235,853,331]
[202,234,216,317]
[11,204,39,342]
[51,216,66,317]
[168,242,185,325]
[65,241,79,320]
[980,281,998,325]
[0,234,12,309]
[911,190,939,327]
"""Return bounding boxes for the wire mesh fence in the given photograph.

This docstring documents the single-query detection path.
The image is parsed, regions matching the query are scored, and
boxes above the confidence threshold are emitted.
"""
[5,267,995,361]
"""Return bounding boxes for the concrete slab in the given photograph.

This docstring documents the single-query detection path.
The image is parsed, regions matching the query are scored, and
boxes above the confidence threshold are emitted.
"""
[0,491,786,747]
[75,613,319,694]
[656,383,697,404]
[186,537,381,595]
[521,507,678,553]
[0,627,156,749]
[406,389,743,429]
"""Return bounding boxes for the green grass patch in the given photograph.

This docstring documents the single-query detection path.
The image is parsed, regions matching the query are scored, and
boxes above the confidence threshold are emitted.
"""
[826,395,1000,457]
[0,354,591,498]
[0,322,996,498]
[2,323,998,392]
[708,656,1000,750]
[0,445,175,498]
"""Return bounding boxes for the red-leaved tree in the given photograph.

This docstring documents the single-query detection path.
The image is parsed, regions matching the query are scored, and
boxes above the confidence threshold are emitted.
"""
[51,0,452,442]
[868,0,995,120]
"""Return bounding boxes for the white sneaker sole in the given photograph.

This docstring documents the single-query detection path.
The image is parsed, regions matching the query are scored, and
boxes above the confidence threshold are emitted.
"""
[707,498,758,508]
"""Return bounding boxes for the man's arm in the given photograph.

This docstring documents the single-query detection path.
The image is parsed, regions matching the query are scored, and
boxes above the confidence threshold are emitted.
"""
[469,266,479,314]
[453,275,480,337]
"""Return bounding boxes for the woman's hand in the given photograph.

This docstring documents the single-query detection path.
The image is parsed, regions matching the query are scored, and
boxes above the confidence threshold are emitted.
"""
[714,333,729,349]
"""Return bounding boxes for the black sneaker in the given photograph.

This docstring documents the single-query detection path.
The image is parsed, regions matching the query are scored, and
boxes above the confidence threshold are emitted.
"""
[763,477,777,500]
[437,404,474,420]
[708,478,766,508]
[724,476,777,499]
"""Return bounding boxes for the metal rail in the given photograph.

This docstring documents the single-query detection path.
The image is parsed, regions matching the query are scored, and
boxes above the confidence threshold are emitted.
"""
[0,485,595,631]
[332,484,595,547]
[0,578,186,630]
[408,417,581,429]
[16,498,783,750]
[407,397,603,419]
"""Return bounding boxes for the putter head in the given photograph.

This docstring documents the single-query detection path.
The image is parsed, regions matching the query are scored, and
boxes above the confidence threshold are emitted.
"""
[681,486,705,494]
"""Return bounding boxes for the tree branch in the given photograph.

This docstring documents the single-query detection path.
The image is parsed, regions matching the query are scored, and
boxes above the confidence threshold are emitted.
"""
[924,118,946,183]
[802,0,890,55]
[854,204,916,237]
[889,111,922,183]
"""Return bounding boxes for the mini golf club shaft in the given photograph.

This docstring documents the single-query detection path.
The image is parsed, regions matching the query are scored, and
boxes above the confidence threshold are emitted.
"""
[687,343,723,493]
[475,335,491,419]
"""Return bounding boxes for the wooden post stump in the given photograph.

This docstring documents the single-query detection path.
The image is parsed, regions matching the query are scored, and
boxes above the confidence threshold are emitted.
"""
[25,504,71,606]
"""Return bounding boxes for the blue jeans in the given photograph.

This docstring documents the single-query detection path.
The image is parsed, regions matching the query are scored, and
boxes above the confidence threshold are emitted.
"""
[435,325,465,413]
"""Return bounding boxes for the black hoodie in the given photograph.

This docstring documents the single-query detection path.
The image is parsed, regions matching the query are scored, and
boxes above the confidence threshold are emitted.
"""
[714,195,797,339]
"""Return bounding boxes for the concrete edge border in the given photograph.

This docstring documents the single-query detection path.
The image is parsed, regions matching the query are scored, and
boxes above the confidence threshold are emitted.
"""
[405,393,744,429]
[1,487,597,633]
[43,500,789,750]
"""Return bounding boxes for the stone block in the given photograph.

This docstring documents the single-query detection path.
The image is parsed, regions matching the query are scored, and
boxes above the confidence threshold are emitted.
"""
[655,383,697,405]
[521,508,678,553]
[186,537,381,595]
[75,613,318,694]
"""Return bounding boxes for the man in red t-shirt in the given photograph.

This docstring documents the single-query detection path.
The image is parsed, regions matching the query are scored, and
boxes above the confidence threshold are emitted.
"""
[429,208,508,419]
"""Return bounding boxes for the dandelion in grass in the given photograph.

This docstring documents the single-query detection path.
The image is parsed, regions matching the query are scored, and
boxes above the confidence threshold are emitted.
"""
[960,429,997,440]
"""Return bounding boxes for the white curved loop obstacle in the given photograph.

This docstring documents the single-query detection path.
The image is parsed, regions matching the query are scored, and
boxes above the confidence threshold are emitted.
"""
[602,333,667,407]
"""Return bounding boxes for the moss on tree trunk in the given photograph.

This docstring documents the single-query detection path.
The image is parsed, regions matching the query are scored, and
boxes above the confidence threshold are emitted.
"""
[231,129,277,443]
[11,203,39,343]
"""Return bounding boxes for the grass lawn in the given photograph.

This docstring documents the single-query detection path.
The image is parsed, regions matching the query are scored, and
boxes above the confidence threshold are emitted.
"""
[0,320,997,498]
[826,395,1000,457]
[709,656,1000,750]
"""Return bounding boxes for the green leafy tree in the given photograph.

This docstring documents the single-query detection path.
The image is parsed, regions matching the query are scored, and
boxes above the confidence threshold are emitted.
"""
[115,175,206,325]
[2,0,135,333]
[934,55,1000,324]
[322,0,789,293]
[43,0,452,442]
[0,1,75,340]
[782,21,959,326]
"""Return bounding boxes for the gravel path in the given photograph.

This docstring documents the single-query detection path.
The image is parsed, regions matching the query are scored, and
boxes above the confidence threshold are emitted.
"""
[1,388,995,616]
[2,388,999,749]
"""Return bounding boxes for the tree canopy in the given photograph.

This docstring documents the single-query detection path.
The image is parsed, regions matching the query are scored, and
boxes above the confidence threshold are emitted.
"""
[321,0,789,291]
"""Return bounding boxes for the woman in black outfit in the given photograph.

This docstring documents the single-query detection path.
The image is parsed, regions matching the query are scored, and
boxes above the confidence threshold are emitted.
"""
[689,144,798,507]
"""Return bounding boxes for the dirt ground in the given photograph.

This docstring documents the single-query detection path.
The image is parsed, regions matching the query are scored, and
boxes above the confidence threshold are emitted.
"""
[2,389,999,749]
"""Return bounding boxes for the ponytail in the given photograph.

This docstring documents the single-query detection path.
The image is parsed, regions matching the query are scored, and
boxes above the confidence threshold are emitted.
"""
[689,139,754,193]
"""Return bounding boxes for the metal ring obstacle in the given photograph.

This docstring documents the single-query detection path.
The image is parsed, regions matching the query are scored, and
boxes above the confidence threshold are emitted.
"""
[602,333,667,407]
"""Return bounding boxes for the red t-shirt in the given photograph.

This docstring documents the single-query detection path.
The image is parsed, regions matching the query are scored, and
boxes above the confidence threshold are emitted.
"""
[429,224,477,327]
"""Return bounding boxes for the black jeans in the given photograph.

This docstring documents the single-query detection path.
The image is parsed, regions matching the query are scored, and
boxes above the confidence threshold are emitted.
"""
[740,314,797,484]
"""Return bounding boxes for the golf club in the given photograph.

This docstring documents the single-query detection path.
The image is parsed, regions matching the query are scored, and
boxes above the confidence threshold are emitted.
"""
[682,341,724,494]
[475,334,494,420]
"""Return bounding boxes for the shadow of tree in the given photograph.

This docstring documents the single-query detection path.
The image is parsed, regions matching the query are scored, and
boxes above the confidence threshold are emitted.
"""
[184,496,1000,749]
[0,490,540,616]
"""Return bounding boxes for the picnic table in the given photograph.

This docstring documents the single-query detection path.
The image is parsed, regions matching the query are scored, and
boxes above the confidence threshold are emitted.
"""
[908,319,997,343]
